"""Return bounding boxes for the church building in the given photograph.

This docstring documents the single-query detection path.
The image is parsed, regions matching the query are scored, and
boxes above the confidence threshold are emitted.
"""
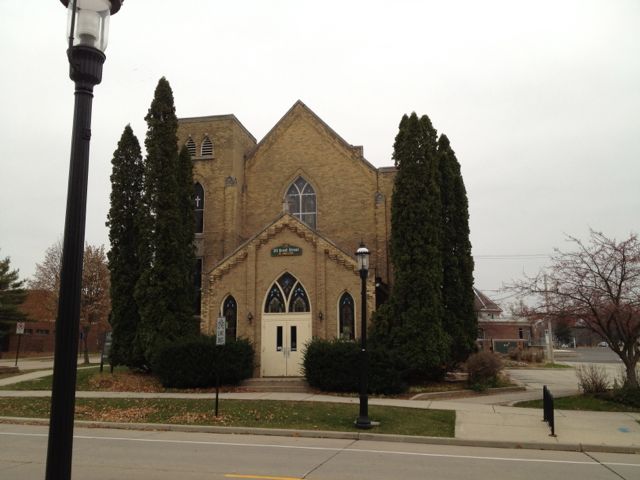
[177,101,396,377]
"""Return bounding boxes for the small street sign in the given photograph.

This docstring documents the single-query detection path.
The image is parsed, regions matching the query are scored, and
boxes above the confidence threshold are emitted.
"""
[216,316,226,345]
[16,322,25,335]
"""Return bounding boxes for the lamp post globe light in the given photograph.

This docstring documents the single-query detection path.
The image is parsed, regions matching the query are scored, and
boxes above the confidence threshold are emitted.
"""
[46,2,122,479]
[355,242,372,429]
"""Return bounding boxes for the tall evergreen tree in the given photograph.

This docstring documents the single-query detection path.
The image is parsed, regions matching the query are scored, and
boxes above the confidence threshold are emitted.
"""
[0,255,27,342]
[380,113,450,380]
[135,78,196,367]
[106,125,145,368]
[438,134,476,364]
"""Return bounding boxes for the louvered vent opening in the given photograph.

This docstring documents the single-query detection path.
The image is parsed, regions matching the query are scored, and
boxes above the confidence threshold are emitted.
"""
[201,136,213,157]
[186,137,196,156]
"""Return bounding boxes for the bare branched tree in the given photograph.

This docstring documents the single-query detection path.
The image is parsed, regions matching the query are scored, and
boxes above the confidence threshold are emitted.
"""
[29,241,111,364]
[28,240,62,319]
[509,230,640,388]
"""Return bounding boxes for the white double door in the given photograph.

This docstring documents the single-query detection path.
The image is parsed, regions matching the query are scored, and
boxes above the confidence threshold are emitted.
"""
[261,314,311,377]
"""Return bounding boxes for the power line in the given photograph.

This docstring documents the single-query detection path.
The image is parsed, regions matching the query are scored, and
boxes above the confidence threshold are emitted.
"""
[474,254,550,259]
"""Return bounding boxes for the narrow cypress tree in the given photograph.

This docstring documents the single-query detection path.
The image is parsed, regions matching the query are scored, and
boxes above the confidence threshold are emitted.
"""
[383,113,450,380]
[438,134,476,364]
[135,78,196,367]
[106,125,145,368]
[176,144,197,332]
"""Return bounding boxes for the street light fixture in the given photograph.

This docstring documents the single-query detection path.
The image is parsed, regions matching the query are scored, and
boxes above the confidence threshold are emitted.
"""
[46,2,122,479]
[355,242,372,429]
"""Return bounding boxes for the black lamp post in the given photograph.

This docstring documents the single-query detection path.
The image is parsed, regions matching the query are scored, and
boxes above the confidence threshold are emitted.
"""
[355,242,372,429]
[46,2,122,479]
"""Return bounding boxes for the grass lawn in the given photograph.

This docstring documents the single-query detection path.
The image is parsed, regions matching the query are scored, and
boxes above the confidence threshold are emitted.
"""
[0,397,455,437]
[514,394,640,413]
[0,366,161,392]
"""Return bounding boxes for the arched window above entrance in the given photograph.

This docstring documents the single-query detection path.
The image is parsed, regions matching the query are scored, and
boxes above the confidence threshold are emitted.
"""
[289,284,310,312]
[221,295,237,340]
[339,292,355,340]
[266,285,286,313]
[264,273,310,313]
[285,177,316,229]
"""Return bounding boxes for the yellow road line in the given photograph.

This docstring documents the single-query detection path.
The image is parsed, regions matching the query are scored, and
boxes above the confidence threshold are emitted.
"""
[225,475,302,480]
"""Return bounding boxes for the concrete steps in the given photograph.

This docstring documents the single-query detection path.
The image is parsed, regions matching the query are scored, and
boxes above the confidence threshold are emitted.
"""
[240,377,311,393]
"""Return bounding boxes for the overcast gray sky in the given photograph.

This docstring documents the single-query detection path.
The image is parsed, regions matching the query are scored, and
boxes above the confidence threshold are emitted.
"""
[1,0,638,307]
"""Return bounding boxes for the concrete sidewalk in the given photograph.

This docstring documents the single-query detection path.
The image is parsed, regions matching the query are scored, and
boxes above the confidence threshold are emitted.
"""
[1,388,638,453]
[0,364,99,387]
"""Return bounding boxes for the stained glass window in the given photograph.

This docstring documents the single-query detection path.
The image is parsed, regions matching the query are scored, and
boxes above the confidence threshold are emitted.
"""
[339,292,355,340]
[194,183,204,234]
[285,177,316,229]
[277,272,296,298]
[264,273,310,313]
[223,295,237,340]
[289,284,310,312]
[266,285,285,313]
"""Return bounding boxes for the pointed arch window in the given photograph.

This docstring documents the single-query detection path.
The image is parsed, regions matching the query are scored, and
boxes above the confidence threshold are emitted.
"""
[285,177,316,229]
[339,292,355,340]
[194,182,204,234]
[264,273,310,313]
[201,135,213,157]
[194,258,203,316]
[266,284,285,313]
[221,295,237,341]
[289,284,310,312]
[186,137,196,157]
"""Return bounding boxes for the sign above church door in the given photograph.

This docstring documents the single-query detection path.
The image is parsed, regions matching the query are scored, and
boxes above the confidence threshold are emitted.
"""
[271,244,302,257]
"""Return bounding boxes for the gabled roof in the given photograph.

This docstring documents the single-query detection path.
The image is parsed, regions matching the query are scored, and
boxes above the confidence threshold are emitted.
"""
[473,288,503,314]
[207,213,359,282]
[245,100,378,172]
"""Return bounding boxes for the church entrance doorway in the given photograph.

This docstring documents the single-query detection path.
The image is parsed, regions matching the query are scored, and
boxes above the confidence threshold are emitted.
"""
[260,272,312,377]
[261,314,311,376]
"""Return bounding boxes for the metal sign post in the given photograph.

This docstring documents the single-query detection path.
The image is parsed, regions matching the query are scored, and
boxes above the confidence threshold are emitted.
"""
[214,317,226,416]
[14,322,25,368]
[100,332,113,373]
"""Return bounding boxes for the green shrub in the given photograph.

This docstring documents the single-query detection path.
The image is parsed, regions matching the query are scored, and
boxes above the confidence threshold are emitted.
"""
[465,351,503,391]
[154,336,254,388]
[303,338,408,394]
[606,386,640,408]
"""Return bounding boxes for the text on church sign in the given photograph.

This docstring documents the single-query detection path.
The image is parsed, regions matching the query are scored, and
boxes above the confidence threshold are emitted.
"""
[271,244,302,257]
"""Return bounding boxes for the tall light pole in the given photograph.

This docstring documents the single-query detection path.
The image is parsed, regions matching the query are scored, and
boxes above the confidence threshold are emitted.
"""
[355,242,372,429]
[46,2,122,479]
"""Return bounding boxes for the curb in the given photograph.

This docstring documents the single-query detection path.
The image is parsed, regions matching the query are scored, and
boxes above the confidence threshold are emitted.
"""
[410,386,526,401]
[1,416,637,455]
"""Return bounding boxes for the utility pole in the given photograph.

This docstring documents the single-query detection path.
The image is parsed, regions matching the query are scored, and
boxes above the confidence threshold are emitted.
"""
[544,274,554,363]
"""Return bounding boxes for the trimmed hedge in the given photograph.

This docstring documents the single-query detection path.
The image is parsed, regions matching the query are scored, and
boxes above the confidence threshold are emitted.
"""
[154,336,254,388]
[303,338,407,394]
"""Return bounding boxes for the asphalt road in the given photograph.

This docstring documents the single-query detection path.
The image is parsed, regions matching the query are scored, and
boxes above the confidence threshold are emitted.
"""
[1,424,639,480]
[556,347,623,364]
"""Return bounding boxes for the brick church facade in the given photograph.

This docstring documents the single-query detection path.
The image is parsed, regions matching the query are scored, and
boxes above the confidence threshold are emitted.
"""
[177,101,396,377]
